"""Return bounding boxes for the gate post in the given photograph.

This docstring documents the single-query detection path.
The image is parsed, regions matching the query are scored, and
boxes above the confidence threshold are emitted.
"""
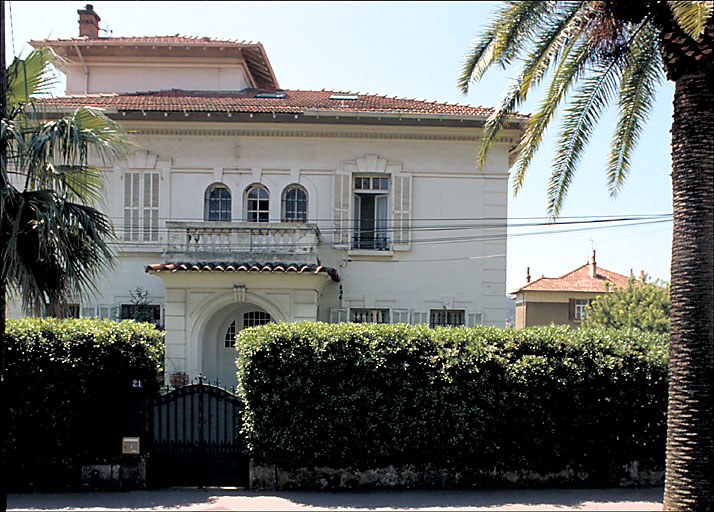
[196,374,207,489]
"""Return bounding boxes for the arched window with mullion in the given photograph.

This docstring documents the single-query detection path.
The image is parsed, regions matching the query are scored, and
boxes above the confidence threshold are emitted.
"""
[246,184,269,222]
[282,185,308,222]
[204,184,232,221]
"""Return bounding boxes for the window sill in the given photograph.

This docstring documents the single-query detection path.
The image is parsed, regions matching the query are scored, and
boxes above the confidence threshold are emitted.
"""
[347,249,394,258]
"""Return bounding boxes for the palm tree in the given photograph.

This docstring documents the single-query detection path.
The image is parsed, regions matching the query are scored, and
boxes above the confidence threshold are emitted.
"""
[459,1,713,509]
[1,45,131,505]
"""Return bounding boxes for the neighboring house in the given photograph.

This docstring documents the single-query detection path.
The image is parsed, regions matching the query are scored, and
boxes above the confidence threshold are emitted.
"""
[16,5,527,386]
[511,251,633,329]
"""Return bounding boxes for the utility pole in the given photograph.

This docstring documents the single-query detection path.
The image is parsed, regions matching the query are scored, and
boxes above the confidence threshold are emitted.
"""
[1,0,8,508]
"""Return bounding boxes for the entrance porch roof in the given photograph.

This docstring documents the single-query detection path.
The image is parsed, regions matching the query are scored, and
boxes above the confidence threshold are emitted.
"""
[145,261,340,282]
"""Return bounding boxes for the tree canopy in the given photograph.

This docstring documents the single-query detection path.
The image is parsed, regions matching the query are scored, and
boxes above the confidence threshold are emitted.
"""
[583,275,670,333]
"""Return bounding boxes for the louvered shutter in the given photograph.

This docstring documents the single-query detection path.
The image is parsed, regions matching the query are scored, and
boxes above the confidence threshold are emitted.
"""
[392,174,412,250]
[468,313,483,327]
[333,173,350,248]
[568,299,576,321]
[124,172,140,241]
[99,304,112,319]
[330,308,348,324]
[143,172,160,242]
[392,309,409,324]
[412,311,428,325]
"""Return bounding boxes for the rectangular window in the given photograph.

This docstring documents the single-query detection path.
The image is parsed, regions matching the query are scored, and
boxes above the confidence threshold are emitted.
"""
[350,308,390,323]
[124,171,159,242]
[574,299,590,321]
[353,175,389,250]
[429,309,465,328]
[120,303,162,327]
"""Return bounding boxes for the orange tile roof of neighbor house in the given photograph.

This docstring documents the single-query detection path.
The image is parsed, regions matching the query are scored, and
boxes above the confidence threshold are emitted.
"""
[513,261,632,294]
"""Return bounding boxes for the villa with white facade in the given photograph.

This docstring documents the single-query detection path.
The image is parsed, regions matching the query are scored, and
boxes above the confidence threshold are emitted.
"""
[25,4,527,386]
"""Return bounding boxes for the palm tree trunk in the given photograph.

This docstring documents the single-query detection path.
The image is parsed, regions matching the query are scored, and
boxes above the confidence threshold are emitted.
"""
[664,71,714,510]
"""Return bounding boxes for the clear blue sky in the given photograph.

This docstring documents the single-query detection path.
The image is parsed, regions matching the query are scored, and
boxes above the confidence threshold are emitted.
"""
[5,1,674,292]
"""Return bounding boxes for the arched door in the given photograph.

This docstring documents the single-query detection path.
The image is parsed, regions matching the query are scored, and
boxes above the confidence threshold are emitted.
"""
[207,307,272,387]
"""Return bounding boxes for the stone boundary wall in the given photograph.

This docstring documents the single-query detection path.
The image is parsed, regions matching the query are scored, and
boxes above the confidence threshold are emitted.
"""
[249,461,663,490]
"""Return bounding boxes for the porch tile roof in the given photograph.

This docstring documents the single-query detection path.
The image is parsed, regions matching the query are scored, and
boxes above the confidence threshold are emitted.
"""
[513,263,631,294]
[41,89,528,119]
[145,261,340,282]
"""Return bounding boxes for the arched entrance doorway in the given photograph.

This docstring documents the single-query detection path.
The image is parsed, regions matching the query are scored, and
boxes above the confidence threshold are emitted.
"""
[201,302,272,387]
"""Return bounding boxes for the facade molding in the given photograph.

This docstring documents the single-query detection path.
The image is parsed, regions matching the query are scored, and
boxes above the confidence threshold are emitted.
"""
[133,127,517,144]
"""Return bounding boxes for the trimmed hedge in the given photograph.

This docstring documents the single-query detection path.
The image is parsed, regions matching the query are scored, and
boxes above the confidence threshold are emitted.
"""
[236,322,667,483]
[5,317,164,487]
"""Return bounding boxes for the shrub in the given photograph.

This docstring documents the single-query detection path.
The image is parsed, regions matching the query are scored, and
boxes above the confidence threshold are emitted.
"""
[5,317,164,487]
[236,322,667,482]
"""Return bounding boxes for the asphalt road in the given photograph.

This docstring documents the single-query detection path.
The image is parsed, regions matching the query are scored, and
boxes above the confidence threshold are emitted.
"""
[8,487,663,511]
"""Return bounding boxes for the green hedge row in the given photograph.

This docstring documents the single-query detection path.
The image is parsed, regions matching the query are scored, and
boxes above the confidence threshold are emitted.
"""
[236,322,667,482]
[5,317,164,487]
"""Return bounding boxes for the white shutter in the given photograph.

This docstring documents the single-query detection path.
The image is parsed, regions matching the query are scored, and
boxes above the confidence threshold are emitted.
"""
[143,172,160,242]
[392,309,409,324]
[412,311,428,325]
[330,308,348,324]
[468,313,483,327]
[392,174,412,250]
[333,173,350,248]
[124,172,140,241]
[81,306,96,318]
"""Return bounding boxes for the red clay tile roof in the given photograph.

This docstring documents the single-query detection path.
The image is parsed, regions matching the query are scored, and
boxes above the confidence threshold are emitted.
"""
[41,89,526,119]
[513,263,631,293]
[145,262,340,282]
[33,35,260,46]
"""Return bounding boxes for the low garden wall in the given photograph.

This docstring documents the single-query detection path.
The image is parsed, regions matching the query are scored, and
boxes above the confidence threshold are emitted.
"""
[237,322,667,489]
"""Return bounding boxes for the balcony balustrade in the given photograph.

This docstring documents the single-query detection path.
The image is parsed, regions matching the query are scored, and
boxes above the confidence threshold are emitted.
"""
[164,221,321,263]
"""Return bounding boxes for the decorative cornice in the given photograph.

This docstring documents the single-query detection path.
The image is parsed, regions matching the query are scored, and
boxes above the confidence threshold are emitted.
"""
[132,127,517,144]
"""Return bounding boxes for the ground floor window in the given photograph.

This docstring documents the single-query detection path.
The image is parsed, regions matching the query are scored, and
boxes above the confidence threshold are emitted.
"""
[120,304,162,327]
[429,309,465,328]
[350,308,390,323]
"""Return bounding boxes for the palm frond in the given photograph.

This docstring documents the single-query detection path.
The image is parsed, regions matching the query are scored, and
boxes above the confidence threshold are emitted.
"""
[547,60,623,216]
[668,0,714,39]
[475,1,589,169]
[458,1,555,92]
[22,107,132,201]
[6,47,60,107]
[607,20,663,196]
[3,189,115,312]
[511,36,594,194]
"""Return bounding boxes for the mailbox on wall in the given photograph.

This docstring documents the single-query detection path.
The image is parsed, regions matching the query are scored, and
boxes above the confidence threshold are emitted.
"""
[122,437,140,455]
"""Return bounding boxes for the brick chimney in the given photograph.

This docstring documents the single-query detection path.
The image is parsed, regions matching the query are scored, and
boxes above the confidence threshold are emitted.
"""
[78,4,101,38]
[590,249,597,278]
[526,267,531,283]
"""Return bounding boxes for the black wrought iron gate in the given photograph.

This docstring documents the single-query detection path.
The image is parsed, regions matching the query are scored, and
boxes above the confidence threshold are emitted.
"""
[146,381,248,487]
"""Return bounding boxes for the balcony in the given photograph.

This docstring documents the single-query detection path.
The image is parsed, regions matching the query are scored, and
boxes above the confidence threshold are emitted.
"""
[164,221,321,263]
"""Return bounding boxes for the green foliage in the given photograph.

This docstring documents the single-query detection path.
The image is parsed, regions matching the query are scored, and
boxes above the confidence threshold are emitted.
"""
[458,1,713,216]
[583,276,670,333]
[5,317,164,486]
[236,322,667,482]
[2,47,132,313]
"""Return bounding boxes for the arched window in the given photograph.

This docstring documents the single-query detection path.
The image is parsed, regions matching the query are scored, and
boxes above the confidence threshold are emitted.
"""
[224,320,237,348]
[204,184,231,221]
[282,185,308,222]
[245,185,269,222]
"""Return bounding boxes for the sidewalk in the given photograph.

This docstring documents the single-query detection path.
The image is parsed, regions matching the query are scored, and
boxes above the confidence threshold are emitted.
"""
[8,487,663,511]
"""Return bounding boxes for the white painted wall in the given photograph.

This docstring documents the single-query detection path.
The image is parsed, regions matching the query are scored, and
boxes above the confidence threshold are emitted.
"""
[64,61,253,94]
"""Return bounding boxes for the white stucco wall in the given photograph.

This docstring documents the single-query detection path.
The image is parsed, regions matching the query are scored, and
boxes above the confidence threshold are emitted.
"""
[8,117,516,385]
[64,61,253,94]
